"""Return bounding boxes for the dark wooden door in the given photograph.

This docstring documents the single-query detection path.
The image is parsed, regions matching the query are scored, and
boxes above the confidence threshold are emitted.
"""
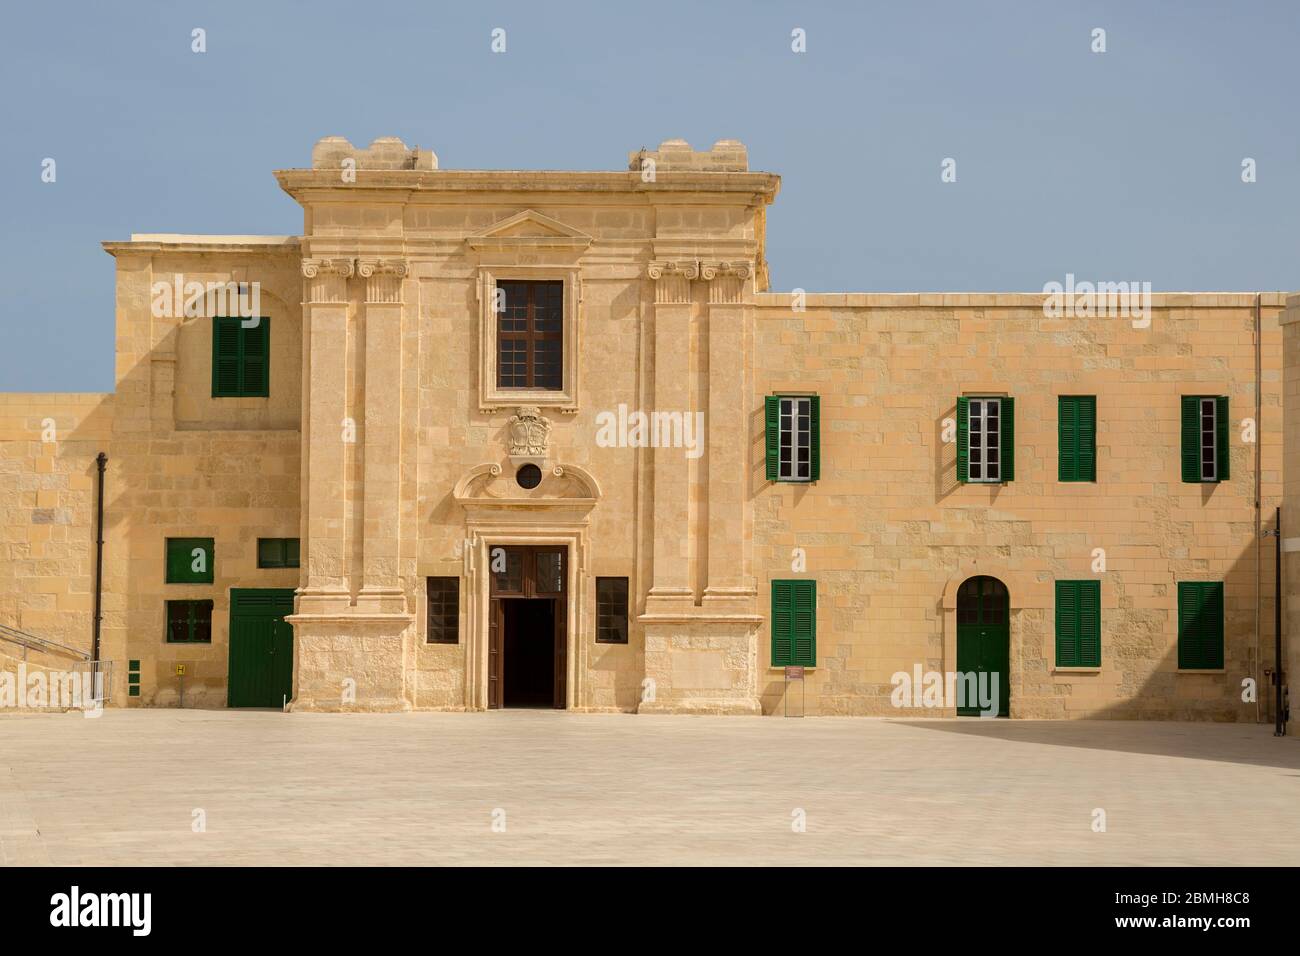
[955,576,1010,717]
[488,546,567,710]
[489,599,503,709]
[553,594,567,709]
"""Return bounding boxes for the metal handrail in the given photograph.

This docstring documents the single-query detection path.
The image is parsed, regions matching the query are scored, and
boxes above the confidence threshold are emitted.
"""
[0,622,91,662]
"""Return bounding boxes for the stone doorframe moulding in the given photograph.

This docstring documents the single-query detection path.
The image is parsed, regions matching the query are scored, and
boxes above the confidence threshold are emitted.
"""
[453,461,603,711]
[939,564,1047,718]
[461,527,590,712]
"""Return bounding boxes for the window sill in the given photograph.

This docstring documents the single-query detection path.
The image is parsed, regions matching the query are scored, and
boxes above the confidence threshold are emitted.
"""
[480,390,577,414]
[1177,667,1226,674]
[1052,666,1101,674]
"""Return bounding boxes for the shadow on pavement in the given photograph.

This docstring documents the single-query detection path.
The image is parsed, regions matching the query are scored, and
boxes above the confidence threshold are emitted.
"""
[888,718,1300,770]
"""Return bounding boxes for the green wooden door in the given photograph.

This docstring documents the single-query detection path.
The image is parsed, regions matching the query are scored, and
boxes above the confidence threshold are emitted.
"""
[955,576,1010,717]
[228,589,296,708]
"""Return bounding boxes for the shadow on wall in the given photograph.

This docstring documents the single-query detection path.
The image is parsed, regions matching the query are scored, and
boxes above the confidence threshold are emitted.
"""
[0,288,305,706]
[896,520,1284,763]
[0,393,115,665]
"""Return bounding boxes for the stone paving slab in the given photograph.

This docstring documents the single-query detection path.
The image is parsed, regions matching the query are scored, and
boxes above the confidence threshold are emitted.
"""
[2,710,1299,866]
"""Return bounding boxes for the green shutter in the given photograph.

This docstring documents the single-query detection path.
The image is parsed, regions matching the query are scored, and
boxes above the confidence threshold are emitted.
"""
[956,397,969,482]
[212,317,242,397]
[771,580,816,667]
[1000,397,1015,482]
[258,538,282,568]
[771,580,793,665]
[1177,582,1198,667]
[792,580,816,666]
[1055,581,1079,665]
[1058,397,1077,482]
[165,537,214,584]
[1215,395,1229,481]
[1078,580,1101,666]
[1180,396,1200,482]
[765,396,780,481]
[1178,582,1225,669]
[1059,396,1096,483]
[1056,580,1101,667]
[809,395,821,482]
[165,540,183,582]
[1077,395,1096,481]
[242,317,270,397]
[258,537,300,569]
[212,316,270,397]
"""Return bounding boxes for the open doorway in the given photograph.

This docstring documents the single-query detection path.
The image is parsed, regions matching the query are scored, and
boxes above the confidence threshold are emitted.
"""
[488,546,568,709]
[502,598,556,707]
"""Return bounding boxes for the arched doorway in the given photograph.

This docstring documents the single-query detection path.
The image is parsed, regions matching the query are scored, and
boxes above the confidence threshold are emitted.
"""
[955,576,1010,717]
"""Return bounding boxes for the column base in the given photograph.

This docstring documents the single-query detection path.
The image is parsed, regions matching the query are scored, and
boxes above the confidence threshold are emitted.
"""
[637,615,762,716]
[637,698,762,716]
[354,586,408,614]
[643,587,695,617]
[701,587,758,617]
[285,611,415,712]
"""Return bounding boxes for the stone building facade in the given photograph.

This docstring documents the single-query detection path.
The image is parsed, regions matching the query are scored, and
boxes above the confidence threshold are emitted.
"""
[0,137,1288,720]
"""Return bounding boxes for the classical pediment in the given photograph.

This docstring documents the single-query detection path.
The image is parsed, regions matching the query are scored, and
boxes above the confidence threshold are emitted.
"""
[466,209,593,251]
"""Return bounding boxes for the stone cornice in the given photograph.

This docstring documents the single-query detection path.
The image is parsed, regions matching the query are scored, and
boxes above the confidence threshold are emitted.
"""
[274,169,781,204]
[102,238,300,257]
[751,292,1295,310]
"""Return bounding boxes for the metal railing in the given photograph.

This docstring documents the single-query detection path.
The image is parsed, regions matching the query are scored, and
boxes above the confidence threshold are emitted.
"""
[82,659,115,704]
[0,623,114,704]
[0,621,92,662]
[1,659,115,707]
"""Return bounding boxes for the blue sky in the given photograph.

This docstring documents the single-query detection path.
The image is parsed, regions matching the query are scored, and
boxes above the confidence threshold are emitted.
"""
[2,0,1296,391]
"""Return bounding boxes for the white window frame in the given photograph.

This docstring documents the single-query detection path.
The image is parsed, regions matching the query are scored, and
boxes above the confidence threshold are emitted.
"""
[1199,397,1217,481]
[778,396,812,482]
[968,397,1001,483]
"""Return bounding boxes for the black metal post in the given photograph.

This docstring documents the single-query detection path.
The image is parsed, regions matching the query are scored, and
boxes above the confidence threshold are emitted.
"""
[92,452,107,672]
[1276,506,1284,736]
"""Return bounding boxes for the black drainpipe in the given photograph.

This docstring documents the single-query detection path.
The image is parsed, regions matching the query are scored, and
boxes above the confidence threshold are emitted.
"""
[92,452,107,672]
[1275,506,1285,736]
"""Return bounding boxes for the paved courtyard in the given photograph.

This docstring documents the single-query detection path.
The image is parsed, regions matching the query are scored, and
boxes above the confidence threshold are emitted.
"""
[2,710,1299,866]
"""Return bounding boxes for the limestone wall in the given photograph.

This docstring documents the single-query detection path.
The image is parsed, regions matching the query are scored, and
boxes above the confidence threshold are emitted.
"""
[0,392,113,658]
[753,292,1284,719]
[99,240,304,707]
[6,139,1290,721]
[1281,294,1300,732]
